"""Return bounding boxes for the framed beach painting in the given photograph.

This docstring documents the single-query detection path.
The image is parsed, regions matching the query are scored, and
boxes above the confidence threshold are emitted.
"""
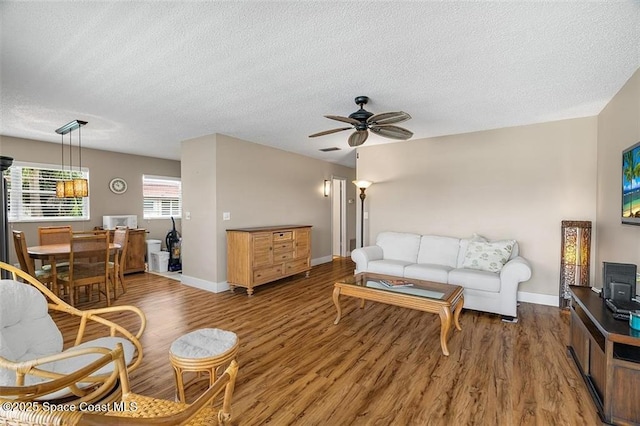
[622,141,640,225]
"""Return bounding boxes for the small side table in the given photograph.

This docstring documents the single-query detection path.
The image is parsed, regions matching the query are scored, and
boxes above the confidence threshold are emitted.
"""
[169,328,239,403]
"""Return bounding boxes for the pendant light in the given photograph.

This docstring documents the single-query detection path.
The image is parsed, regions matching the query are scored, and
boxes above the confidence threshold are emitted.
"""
[55,120,88,198]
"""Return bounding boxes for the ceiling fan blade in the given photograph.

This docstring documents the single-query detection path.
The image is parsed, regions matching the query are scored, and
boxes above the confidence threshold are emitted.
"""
[325,115,361,126]
[367,111,411,126]
[370,125,413,140]
[348,130,368,147]
[308,127,352,138]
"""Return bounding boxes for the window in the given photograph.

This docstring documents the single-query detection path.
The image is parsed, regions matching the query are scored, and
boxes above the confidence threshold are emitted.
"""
[5,161,89,222]
[143,175,181,219]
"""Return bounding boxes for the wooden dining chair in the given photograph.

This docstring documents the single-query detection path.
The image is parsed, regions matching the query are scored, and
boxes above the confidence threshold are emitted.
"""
[11,230,54,289]
[109,227,129,298]
[38,225,72,245]
[57,233,112,307]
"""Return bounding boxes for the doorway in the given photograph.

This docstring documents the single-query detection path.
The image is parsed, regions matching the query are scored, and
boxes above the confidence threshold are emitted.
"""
[331,177,348,258]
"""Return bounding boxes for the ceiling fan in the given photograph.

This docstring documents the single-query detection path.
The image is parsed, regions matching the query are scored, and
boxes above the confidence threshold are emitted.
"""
[309,96,413,147]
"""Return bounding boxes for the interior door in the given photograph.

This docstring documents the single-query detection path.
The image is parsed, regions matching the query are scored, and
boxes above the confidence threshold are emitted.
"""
[331,177,347,257]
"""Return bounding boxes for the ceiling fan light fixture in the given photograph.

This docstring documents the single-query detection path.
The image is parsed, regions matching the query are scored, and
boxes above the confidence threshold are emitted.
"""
[309,96,413,147]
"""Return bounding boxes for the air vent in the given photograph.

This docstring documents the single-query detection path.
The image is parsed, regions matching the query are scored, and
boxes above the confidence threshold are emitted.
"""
[319,147,341,152]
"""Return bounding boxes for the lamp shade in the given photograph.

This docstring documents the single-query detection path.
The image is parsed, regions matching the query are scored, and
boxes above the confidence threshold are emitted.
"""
[559,220,591,308]
[353,180,372,189]
[56,181,65,198]
[73,178,88,197]
[63,180,75,198]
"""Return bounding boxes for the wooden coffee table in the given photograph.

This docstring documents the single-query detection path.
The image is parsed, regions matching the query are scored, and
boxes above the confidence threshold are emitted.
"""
[333,273,464,356]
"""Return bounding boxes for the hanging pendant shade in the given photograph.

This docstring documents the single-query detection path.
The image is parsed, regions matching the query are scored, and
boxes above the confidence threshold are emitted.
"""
[55,120,88,198]
[56,181,65,198]
[64,180,75,198]
[73,178,88,197]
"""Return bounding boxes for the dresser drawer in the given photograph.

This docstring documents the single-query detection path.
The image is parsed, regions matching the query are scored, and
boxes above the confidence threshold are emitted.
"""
[285,258,310,274]
[253,265,283,284]
[273,231,292,242]
[273,251,293,261]
[273,241,293,252]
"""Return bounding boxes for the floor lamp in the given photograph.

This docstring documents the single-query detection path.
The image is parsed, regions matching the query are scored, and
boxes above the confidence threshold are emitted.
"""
[353,180,372,247]
[559,220,591,309]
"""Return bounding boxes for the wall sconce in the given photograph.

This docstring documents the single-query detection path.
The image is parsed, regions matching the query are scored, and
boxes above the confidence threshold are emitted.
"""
[324,179,331,197]
[353,180,373,247]
[559,220,591,308]
[55,120,88,198]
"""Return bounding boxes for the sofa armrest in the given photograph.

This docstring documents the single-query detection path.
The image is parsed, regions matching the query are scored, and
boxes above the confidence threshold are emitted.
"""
[351,246,383,273]
[500,256,532,284]
[497,256,532,317]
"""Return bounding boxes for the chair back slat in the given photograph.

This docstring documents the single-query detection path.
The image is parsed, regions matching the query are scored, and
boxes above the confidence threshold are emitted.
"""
[12,230,36,276]
[112,228,129,265]
[38,226,72,245]
[70,233,110,266]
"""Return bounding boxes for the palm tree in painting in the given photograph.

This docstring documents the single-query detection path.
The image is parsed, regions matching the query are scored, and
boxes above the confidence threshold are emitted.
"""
[623,149,640,217]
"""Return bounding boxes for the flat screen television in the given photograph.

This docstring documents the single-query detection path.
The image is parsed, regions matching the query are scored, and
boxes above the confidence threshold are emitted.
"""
[622,141,640,225]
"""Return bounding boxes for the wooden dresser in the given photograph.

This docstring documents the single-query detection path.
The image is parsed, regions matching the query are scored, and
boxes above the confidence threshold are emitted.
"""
[568,286,640,425]
[108,228,147,274]
[226,225,312,295]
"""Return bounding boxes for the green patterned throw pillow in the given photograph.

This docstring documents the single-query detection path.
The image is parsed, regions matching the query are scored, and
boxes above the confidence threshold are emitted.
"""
[462,240,515,273]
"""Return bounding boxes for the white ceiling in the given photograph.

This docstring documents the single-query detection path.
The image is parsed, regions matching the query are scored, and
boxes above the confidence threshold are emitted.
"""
[1,1,639,168]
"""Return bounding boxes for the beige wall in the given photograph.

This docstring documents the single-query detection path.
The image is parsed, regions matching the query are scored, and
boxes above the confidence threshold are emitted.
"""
[180,134,218,286]
[180,134,356,287]
[1,136,181,265]
[355,117,598,300]
[596,68,640,271]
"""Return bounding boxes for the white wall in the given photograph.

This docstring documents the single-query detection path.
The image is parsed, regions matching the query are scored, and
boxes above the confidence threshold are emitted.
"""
[355,117,598,300]
[596,68,640,275]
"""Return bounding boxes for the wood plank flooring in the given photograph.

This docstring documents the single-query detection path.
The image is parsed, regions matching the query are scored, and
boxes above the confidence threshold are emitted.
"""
[52,258,601,425]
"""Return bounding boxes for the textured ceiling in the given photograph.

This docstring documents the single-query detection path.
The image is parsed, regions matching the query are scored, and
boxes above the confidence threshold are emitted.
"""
[1,1,639,168]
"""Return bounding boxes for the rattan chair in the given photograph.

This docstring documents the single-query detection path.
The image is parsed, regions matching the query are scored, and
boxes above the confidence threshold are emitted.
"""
[0,262,146,403]
[0,344,238,425]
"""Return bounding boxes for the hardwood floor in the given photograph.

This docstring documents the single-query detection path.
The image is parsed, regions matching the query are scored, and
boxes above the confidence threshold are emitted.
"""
[53,258,601,425]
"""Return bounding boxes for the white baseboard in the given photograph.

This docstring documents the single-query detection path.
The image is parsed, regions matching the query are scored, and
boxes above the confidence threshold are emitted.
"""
[311,255,333,266]
[180,274,229,293]
[518,290,559,307]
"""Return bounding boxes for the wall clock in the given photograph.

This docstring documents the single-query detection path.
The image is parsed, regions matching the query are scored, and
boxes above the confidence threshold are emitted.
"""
[109,177,127,194]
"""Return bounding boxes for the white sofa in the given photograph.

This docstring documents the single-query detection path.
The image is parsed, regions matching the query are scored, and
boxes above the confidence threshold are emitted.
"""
[351,231,532,318]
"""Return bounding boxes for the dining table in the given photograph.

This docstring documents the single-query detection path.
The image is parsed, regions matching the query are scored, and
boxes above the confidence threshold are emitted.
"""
[27,242,121,299]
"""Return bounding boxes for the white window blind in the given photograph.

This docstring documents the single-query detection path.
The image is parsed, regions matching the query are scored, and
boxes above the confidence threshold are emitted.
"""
[143,175,182,219]
[5,161,90,222]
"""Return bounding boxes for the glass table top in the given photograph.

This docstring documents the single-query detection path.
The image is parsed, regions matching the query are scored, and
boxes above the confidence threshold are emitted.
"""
[337,273,461,301]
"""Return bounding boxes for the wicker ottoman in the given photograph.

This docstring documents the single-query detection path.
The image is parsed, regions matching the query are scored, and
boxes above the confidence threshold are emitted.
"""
[169,328,239,404]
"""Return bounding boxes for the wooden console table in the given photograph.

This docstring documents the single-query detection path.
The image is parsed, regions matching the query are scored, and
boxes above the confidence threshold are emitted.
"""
[227,225,311,295]
[568,286,640,425]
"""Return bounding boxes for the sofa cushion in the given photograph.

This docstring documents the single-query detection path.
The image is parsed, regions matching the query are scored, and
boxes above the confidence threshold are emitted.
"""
[448,268,501,292]
[367,259,412,276]
[404,263,451,283]
[375,232,421,263]
[416,236,460,269]
[462,240,516,273]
